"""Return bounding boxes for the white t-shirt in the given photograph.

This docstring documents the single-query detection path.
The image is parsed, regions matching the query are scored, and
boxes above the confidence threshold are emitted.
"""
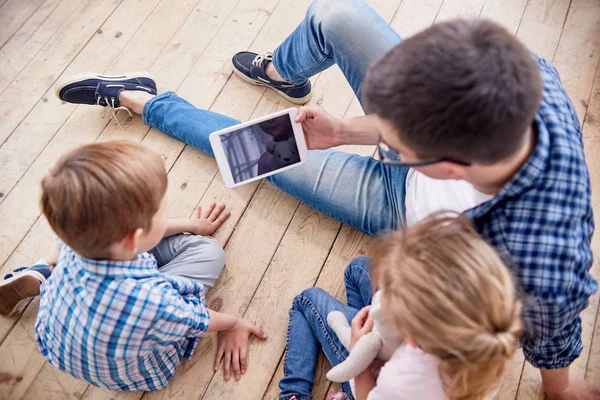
[367,345,498,400]
[404,169,493,227]
[367,345,446,400]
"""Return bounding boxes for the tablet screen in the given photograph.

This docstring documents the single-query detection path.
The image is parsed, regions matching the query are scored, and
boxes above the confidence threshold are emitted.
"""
[219,114,301,184]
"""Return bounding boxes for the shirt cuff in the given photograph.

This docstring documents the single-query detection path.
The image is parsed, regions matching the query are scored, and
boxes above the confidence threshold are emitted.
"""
[522,341,582,369]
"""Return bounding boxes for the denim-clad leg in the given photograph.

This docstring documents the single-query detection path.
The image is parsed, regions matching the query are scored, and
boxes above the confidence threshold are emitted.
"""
[279,256,375,399]
[279,287,358,400]
[272,0,402,100]
[142,0,407,233]
[344,256,373,309]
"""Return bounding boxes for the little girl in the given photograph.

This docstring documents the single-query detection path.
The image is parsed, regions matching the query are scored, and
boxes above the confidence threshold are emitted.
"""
[279,214,523,400]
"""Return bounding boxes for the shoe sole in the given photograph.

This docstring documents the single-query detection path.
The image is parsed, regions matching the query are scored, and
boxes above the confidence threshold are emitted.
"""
[55,71,155,100]
[0,272,43,316]
[231,61,312,105]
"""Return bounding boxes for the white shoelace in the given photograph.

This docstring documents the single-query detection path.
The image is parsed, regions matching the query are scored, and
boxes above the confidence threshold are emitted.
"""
[252,51,273,68]
[97,95,133,129]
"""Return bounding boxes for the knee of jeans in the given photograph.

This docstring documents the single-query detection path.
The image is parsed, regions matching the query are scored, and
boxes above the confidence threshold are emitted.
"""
[292,287,327,310]
[344,256,371,282]
[189,236,226,274]
[308,0,364,35]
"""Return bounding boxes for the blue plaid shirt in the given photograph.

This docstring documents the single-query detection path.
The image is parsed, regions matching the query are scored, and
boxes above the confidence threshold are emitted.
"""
[465,55,597,369]
[34,242,210,391]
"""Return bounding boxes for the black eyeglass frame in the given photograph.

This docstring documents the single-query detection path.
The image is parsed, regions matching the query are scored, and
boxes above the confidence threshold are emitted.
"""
[376,136,471,168]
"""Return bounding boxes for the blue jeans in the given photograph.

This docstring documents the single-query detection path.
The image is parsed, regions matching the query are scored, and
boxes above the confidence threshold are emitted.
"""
[142,0,407,236]
[279,257,373,400]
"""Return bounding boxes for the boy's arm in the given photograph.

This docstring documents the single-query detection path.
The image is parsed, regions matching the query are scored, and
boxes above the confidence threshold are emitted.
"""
[208,309,268,382]
[164,203,230,238]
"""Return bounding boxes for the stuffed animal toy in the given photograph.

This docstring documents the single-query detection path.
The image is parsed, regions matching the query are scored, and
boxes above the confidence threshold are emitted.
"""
[257,137,300,175]
[326,291,398,383]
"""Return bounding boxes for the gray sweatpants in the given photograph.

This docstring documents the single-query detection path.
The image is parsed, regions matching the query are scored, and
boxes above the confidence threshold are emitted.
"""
[150,234,225,289]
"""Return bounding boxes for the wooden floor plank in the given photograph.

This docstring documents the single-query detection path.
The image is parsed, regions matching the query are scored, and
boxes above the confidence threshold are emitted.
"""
[436,0,487,21]
[0,0,64,95]
[0,0,163,210]
[479,0,528,32]
[0,0,122,145]
[552,0,600,122]
[515,0,571,60]
[0,0,45,48]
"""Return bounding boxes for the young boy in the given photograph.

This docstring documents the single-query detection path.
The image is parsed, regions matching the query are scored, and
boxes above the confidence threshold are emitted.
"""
[0,141,266,390]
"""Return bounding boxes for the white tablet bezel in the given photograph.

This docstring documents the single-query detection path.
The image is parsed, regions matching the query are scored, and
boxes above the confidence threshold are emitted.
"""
[209,108,308,188]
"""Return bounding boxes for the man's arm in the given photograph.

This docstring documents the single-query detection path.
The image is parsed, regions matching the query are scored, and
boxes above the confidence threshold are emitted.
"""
[295,107,380,150]
[336,114,381,146]
[521,294,599,398]
[541,367,600,399]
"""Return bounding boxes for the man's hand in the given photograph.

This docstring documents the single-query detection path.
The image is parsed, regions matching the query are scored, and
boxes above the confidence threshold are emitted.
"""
[296,107,342,150]
[545,379,600,400]
[213,319,268,381]
[188,203,230,236]
[350,306,374,350]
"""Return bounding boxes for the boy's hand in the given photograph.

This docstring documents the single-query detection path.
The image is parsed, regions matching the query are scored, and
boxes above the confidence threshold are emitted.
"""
[189,203,230,236]
[350,306,374,350]
[213,319,267,381]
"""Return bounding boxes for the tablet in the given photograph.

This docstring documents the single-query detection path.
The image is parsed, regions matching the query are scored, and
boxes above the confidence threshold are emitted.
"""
[209,108,308,188]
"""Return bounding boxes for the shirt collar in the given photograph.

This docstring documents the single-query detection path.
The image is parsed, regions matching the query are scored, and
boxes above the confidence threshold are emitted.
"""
[466,117,549,218]
[74,250,159,279]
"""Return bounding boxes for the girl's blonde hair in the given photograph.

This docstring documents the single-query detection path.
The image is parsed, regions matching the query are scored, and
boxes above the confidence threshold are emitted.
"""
[373,213,523,400]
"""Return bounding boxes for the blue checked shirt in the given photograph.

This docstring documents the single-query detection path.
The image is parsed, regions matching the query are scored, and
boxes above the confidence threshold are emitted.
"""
[34,242,210,391]
[465,55,597,369]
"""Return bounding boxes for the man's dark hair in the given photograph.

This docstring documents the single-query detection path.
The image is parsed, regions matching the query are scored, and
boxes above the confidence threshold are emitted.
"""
[362,19,543,164]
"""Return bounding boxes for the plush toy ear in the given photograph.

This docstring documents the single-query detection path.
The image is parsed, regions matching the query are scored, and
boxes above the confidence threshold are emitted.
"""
[267,141,277,153]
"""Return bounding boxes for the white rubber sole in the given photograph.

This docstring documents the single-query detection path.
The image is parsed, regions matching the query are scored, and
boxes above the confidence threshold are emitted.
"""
[231,61,312,105]
[55,71,155,99]
[0,271,45,316]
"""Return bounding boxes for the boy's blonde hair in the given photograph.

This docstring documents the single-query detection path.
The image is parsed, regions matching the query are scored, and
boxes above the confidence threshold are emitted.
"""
[41,141,168,259]
[373,214,523,400]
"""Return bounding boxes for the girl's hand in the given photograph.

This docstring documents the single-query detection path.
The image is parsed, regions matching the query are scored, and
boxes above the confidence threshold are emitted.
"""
[189,203,230,236]
[350,306,374,350]
[213,319,267,381]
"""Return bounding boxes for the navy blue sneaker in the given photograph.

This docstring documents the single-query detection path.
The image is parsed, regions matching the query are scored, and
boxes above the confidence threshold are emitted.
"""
[231,51,312,104]
[55,72,157,109]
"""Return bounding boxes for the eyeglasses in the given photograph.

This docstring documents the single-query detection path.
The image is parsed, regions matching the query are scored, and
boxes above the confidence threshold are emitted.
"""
[376,136,471,168]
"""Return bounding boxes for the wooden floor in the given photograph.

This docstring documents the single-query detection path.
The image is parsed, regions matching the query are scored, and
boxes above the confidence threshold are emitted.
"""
[0,0,598,399]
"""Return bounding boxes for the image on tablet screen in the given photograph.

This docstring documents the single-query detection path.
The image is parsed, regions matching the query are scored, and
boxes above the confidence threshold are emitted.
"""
[219,114,301,184]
